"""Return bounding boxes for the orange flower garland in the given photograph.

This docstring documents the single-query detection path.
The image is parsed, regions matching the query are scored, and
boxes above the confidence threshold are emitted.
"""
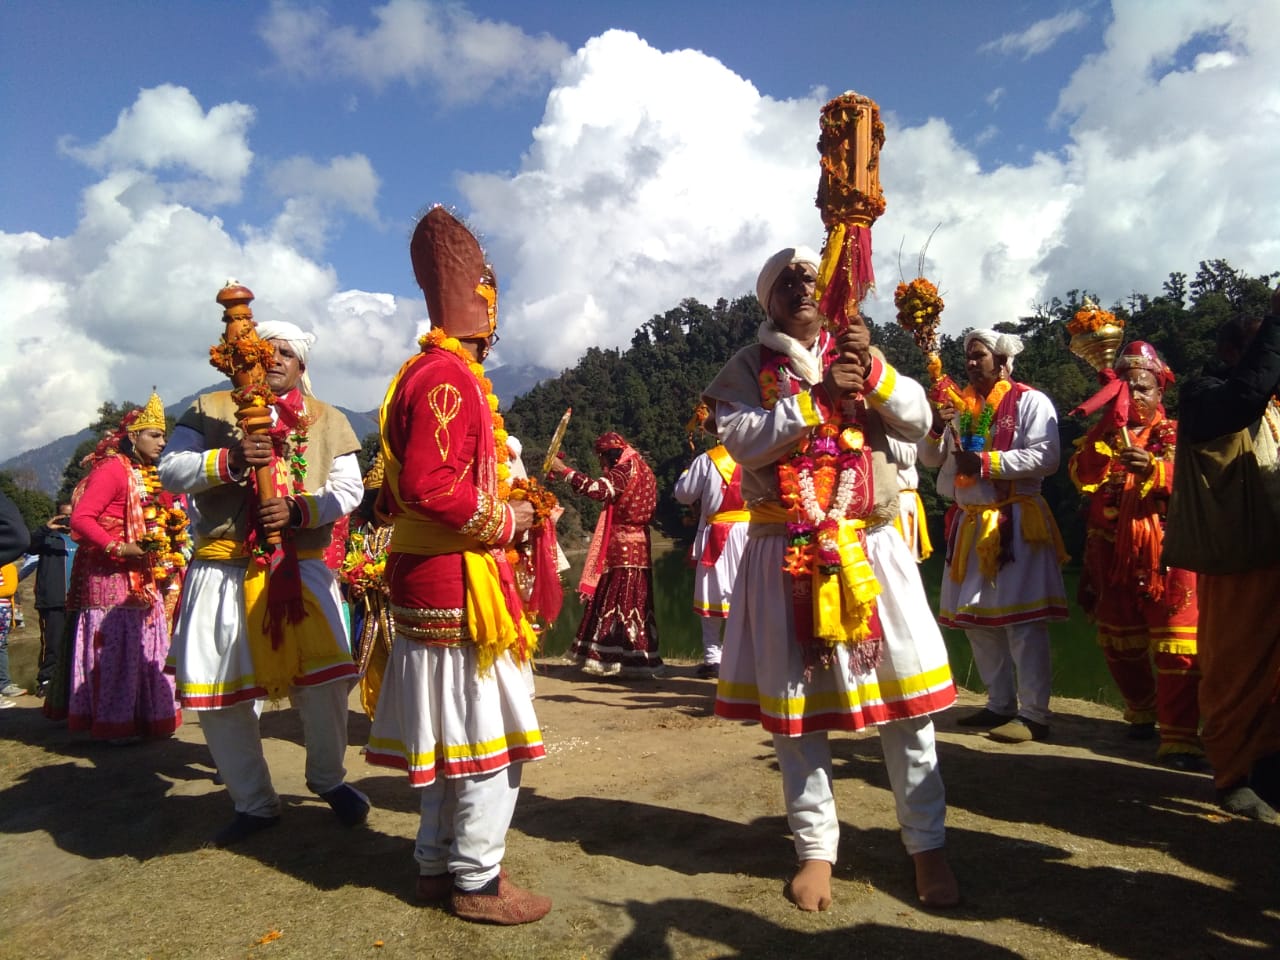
[1066,301,1123,336]
[133,463,188,585]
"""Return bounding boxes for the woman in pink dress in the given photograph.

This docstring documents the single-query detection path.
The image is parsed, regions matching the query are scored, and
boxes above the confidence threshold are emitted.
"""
[54,393,185,740]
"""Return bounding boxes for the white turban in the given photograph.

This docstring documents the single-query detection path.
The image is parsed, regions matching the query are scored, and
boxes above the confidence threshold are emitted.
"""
[756,246,822,318]
[964,328,1024,373]
[255,320,317,396]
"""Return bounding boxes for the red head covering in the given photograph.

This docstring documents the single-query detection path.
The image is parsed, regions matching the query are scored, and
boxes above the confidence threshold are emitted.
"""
[1115,340,1174,389]
[594,432,628,455]
[410,206,497,341]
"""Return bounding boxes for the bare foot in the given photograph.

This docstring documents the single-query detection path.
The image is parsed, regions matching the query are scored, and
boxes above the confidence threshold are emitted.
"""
[787,859,833,911]
[913,848,960,909]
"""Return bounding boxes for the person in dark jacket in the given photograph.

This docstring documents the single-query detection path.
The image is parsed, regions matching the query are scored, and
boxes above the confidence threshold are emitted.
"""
[1168,290,1280,822]
[0,491,29,566]
[27,503,76,698]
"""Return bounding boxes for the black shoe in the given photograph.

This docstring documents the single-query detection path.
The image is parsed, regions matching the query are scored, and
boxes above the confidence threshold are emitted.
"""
[695,663,719,679]
[321,784,370,827]
[956,708,1016,728]
[1159,752,1208,773]
[214,812,280,847]
[1126,722,1157,741]
[34,681,49,699]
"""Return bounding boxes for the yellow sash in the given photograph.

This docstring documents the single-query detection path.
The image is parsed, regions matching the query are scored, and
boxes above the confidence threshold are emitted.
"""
[949,494,1068,584]
[707,444,737,487]
[708,508,751,524]
[749,502,881,645]
[892,491,933,561]
[194,538,337,700]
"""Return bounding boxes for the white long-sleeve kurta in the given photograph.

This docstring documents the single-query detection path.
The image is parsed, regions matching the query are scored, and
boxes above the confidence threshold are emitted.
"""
[160,420,363,708]
[705,349,955,735]
[673,451,747,618]
[917,385,1067,628]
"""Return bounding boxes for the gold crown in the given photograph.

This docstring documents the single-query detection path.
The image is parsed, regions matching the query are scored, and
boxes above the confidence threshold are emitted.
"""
[131,389,166,433]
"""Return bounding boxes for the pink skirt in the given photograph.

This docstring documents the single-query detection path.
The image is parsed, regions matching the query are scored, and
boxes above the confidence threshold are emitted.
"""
[67,600,181,739]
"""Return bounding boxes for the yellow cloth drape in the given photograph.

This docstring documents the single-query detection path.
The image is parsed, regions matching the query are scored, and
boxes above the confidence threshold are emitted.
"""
[893,491,933,561]
[749,502,882,645]
[708,508,751,524]
[193,537,334,700]
[949,494,1068,584]
[813,518,881,644]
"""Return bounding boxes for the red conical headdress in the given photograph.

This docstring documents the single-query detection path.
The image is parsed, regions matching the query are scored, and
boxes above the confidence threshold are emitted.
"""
[410,206,497,340]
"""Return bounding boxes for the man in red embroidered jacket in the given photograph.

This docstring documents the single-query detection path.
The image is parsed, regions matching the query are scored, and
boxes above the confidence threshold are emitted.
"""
[365,206,550,925]
[1070,341,1202,767]
[918,329,1068,745]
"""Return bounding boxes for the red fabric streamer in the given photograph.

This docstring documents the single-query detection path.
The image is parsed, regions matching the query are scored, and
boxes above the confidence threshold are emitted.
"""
[817,225,875,331]
[1071,367,1130,432]
[527,518,563,626]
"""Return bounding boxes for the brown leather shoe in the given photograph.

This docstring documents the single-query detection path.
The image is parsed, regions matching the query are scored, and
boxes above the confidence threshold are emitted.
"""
[415,873,453,903]
[451,875,552,925]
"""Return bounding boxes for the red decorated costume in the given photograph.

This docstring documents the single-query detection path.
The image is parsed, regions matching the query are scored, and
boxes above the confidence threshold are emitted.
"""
[365,206,550,925]
[44,393,183,740]
[555,432,663,678]
[1070,341,1202,762]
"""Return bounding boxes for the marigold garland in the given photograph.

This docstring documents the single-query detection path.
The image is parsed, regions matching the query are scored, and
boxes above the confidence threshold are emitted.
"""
[341,529,388,598]
[954,380,1013,453]
[893,277,945,347]
[1066,302,1123,337]
[506,477,558,524]
[759,351,871,577]
[210,332,277,380]
[133,463,188,585]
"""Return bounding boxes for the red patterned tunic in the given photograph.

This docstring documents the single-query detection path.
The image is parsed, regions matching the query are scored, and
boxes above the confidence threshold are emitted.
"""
[562,451,663,677]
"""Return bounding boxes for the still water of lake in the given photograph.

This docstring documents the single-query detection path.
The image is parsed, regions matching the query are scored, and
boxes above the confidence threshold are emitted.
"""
[539,541,1123,709]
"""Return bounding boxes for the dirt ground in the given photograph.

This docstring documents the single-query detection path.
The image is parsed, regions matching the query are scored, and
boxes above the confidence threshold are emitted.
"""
[1,632,1277,959]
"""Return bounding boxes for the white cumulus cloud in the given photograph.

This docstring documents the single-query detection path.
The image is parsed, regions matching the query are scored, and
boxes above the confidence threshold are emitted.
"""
[0,88,415,461]
[60,84,255,206]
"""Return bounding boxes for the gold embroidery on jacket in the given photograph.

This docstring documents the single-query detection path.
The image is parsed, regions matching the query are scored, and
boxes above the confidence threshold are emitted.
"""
[427,384,463,459]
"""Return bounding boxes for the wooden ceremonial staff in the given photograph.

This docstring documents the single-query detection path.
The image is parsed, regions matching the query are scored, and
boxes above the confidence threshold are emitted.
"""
[210,281,283,546]
[814,90,885,330]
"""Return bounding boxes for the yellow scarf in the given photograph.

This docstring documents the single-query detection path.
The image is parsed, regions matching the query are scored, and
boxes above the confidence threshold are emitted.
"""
[193,538,335,700]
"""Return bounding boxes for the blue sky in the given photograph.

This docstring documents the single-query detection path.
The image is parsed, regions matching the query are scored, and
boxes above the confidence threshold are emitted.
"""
[2,0,1277,459]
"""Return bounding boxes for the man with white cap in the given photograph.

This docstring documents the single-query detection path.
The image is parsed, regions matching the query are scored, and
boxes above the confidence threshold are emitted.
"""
[918,329,1067,744]
[161,315,367,847]
[704,246,959,912]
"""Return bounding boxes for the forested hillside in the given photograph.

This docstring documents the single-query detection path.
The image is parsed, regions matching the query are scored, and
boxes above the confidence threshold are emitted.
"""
[506,258,1277,560]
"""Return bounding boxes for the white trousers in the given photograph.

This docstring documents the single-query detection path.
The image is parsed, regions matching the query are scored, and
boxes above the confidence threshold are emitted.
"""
[415,764,522,891]
[199,680,350,818]
[700,618,724,665]
[773,714,946,861]
[964,622,1052,724]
